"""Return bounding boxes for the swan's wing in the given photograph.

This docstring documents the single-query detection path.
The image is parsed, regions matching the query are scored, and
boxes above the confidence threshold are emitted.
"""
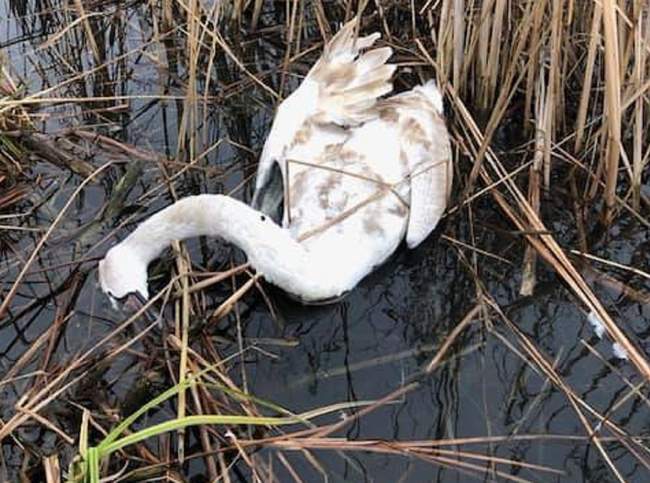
[253,18,395,211]
[307,19,395,126]
[398,82,453,248]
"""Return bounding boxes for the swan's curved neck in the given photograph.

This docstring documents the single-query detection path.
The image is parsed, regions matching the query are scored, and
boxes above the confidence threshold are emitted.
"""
[121,194,341,301]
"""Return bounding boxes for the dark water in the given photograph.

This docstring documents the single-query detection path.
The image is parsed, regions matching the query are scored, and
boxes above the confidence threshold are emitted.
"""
[1,2,649,481]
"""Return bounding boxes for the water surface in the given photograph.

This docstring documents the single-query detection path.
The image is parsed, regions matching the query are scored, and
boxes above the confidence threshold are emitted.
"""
[1,2,648,481]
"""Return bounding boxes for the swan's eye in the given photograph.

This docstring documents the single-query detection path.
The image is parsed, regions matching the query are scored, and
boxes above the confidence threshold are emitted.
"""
[260,215,266,221]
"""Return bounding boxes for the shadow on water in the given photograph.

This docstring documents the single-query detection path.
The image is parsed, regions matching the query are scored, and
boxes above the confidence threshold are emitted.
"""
[1,1,649,481]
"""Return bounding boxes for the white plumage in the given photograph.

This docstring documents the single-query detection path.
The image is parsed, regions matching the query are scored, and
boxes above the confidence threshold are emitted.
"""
[99,18,453,304]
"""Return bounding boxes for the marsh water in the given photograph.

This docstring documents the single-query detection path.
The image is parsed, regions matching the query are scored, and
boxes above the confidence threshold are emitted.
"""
[1,2,649,481]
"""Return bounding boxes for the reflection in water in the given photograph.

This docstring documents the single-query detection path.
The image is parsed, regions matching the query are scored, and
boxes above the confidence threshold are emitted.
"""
[1,1,649,481]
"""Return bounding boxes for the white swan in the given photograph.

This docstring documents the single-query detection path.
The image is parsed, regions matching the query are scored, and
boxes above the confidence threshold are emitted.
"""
[99,18,452,304]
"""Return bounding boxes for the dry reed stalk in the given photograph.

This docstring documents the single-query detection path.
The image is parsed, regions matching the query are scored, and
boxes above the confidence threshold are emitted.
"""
[0,162,113,318]
[43,454,61,483]
[576,2,599,152]
[173,243,192,464]
[488,300,634,482]
[173,263,251,297]
[210,273,261,321]
[166,335,262,423]
[231,272,251,431]
[485,0,507,107]
[178,0,200,159]
[251,432,645,449]
[279,0,300,99]
[442,234,513,264]
[17,407,73,444]
[452,0,465,91]
[198,2,222,150]
[0,185,27,211]
[228,430,265,481]
[170,0,203,463]
[0,281,173,444]
[251,0,264,31]
[601,0,622,225]
[426,304,480,372]
[444,82,650,380]
[186,365,219,479]
[72,0,101,65]
[524,0,545,127]
[269,438,564,476]
[275,452,303,483]
[546,0,563,188]
[555,145,650,227]
[312,1,331,40]
[631,2,648,209]
[476,0,494,96]
[570,249,650,280]
[442,0,542,195]
[1,312,66,382]
[435,0,452,84]
[520,72,547,296]
[578,262,650,305]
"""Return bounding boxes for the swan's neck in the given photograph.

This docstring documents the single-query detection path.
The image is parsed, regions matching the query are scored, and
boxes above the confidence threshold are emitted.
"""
[124,194,299,264]
[121,194,343,301]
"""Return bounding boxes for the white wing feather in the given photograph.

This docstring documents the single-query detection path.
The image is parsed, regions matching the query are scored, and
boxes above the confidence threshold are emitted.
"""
[400,82,453,248]
[253,17,395,205]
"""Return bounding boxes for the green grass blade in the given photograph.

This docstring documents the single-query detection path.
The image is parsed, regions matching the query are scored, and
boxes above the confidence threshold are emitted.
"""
[100,414,303,454]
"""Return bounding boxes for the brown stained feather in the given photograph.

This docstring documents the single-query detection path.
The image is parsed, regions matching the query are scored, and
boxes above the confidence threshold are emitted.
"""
[304,19,394,127]
[398,149,410,176]
[401,118,433,151]
[291,122,313,146]
[290,169,310,206]
[319,63,356,88]
[289,143,393,240]
[363,212,385,235]
[317,173,344,209]
[379,106,399,123]
[378,90,444,119]
[339,148,362,164]
[323,143,343,157]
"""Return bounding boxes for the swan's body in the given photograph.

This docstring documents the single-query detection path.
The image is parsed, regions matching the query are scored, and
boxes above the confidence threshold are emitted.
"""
[99,19,452,303]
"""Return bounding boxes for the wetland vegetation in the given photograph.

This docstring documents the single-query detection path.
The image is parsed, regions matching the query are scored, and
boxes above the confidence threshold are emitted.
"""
[1,0,649,481]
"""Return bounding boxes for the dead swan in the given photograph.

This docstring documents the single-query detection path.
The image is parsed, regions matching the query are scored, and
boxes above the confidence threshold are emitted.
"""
[99,18,452,304]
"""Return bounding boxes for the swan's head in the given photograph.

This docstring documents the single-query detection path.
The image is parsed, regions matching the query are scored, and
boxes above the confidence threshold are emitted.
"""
[98,245,149,302]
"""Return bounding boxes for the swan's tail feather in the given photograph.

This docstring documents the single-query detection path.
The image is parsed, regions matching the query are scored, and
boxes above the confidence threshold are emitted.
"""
[308,18,395,126]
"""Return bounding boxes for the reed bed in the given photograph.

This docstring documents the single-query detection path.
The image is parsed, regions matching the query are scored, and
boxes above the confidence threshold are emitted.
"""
[0,0,649,481]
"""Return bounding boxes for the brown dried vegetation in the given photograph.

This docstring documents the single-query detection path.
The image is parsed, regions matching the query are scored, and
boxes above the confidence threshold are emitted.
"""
[0,0,649,481]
